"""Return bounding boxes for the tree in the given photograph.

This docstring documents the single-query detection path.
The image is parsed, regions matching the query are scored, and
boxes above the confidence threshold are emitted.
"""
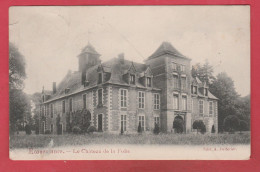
[209,72,240,132]
[223,115,240,133]
[153,123,160,134]
[173,118,184,133]
[192,120,206,134]
[239,120,248,133]
[191,60,215,85]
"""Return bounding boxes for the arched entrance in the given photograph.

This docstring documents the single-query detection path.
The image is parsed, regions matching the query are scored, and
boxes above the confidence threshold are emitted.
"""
[173,115,184,133]
[98,114,103,132]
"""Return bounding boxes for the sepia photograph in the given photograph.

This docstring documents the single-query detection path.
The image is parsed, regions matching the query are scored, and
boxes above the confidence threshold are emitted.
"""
[9,6,250,160]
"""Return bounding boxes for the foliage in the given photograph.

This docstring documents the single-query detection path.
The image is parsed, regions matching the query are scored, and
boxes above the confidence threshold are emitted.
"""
[87,126,96,134]
[193,120,206,134]
[72,126,81,134]
[24,124,32,135]
[56,114,62,135]
[239,120,248,133]
[211,125,216,133]
[191,60,215,85]
[45,130,51,134]
[138,122,142,133]
[173,118,184,133]
[223,115,240,133]
[153,123,160,134]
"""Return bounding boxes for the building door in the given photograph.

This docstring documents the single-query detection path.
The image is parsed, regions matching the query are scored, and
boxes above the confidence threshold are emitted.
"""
[98,114,103,132]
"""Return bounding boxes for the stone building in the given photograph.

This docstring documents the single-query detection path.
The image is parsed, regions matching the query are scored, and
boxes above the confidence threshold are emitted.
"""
[39,42,218,134]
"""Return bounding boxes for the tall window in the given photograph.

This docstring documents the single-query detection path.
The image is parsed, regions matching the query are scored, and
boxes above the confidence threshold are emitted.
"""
[205,88,208,96]
[83,94,87,109]
[69,98,73,112]
[50,104,54,118]
[98,89,103,105]
[199,100,204,116]
[154,117,160,125]
[121,115,126,131]
[120,89,127,108]
[44,106,46,116]
[182,95,187,110]
[193,86,197,94]
[173,94,179,110]
[146,77,152,87]
[50,124,53,133]
[172,62,177,71]
[154,93,160,110]
[181,77,186,90]
[191,85,193,94]
[173,75,178,89]
[130,74,135,84]
[138,116,145,131]
[98,73,102,84]
[180,65,185,72]
[138,91,145,109]
[209,101,213,116]
[62,100,65,113]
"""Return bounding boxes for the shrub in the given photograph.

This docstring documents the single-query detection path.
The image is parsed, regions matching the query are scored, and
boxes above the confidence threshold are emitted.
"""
[153,123,160,134]
[45,130,51,134]
[138,122,142,133]
[173,118,184,133]
[72,126,81,134]
[211,125,216,133]
[24,124,32,135]
[239,120,248,133]
[87,126,96,134]
[223,115,240,133]
[193,120,206,134]
[35,126,39,135]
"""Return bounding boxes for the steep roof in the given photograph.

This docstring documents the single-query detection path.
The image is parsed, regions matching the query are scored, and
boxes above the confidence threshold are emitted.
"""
[148,42,188,60]
[79,43,100,56]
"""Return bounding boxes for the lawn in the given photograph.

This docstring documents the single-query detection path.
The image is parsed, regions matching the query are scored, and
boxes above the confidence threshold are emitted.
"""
[9,132,250,149]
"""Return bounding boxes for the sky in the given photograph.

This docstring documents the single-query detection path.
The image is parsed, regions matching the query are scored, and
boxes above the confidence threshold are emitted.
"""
[9,6,250,96]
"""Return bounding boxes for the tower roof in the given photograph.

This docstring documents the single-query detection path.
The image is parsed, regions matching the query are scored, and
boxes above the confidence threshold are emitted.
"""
[147,42,188,60]
[80,43,100,56]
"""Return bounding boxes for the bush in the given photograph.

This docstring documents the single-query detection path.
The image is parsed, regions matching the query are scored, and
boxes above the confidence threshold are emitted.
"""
[45,130,51,134]
[239,120,248,133]
[223,115,240,133]
[87,126,96,134]
[193,120,206,134]
[153,123,160,134]
[138,122,142,133]
[173,118,184,133]
[72,126,81,134]
[24,124,32,135]
[211,125,216,133]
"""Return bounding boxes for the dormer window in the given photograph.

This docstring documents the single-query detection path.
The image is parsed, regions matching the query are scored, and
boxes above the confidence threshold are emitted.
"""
[146,77,152,87]
[130,74,135,84]
[98,73,102,84]
[172,62,177,71]
[205,88,208,96]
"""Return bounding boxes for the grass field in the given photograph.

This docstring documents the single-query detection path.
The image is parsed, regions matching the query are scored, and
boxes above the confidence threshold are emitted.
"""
[9,132,250,149]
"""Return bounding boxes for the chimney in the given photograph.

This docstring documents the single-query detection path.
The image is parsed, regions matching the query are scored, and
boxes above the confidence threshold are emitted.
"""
[53,82,56,94]
[118,53,124,64]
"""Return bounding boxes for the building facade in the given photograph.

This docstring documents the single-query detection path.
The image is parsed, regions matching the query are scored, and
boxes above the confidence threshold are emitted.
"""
[39,42,218,134]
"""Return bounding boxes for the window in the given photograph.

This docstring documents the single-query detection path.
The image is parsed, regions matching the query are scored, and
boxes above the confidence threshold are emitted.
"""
[209,101,213,116]
[180,65,185,72]
[138,116,145,131]
[98,89,103,105]
[154,117,160,125]
[199,100,204,116]
[138,91,145,109]
[62,100,65,113]
[146,77,152,87]
[173,75,178,89]
[182,95,187,110]
[50,124,53,133]
[154,93,160,110]
[121,115,126,131]
[193,86,197,94]
[83,94,87,109]
[191,85,193,94]
[172,62,177,71]
[50,104,54,118]
[173,94,179,110]
[181,77,186,90]
[98,73,102,84]
[120,89,127,108]
[69,98,73,112]
[130,74,135,84]
[205,88,208,96]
